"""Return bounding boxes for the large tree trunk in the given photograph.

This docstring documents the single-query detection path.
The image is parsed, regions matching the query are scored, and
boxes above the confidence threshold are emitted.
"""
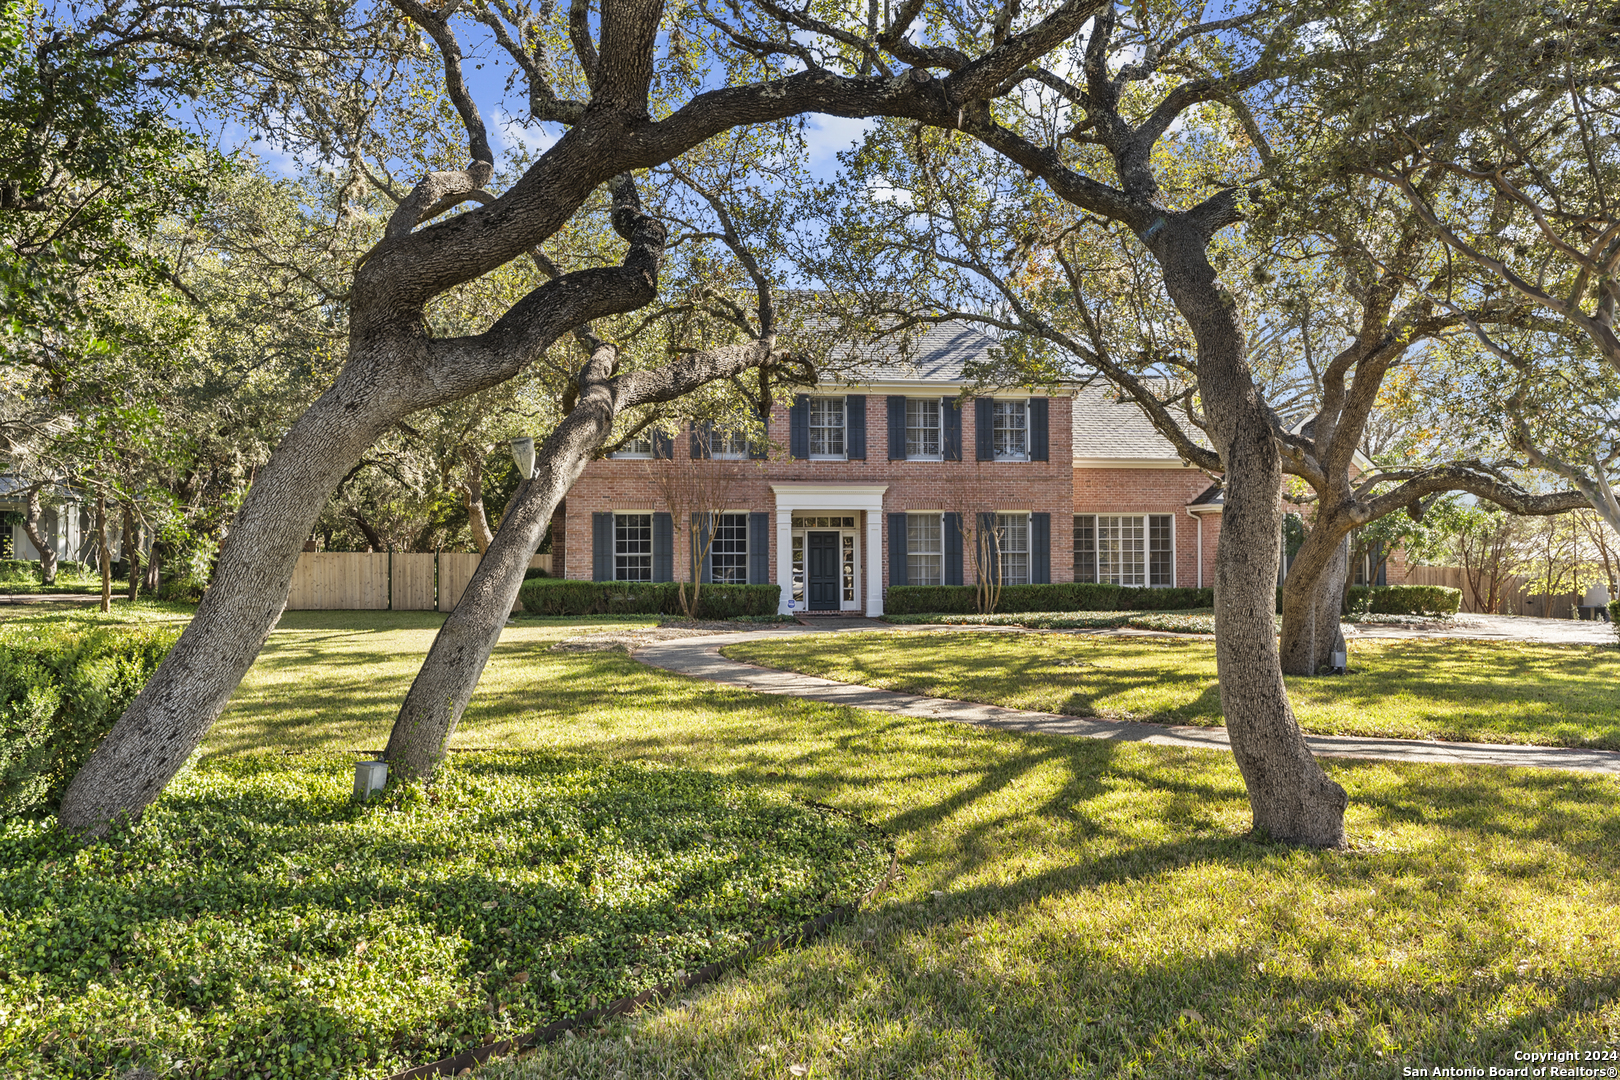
[1149,222,1347,848]
[23,484,58,586]
[1279,526,1350,677]
[56,373,430,833]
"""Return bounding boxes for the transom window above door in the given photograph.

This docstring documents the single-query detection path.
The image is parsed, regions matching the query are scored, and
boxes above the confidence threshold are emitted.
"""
[791,516,856,528]
[808,397,846,458]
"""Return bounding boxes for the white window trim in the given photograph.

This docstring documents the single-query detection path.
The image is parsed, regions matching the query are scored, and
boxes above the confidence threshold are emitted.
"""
[808,396,848,461]
[905,511,946,587]
[905,398,944,462]
[610,438,654,460]
[992,399,1030,462]
[1074,511,1176,588]
[613,511,655,582]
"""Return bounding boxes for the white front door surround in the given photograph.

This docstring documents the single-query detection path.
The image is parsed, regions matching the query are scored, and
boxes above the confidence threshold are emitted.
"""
[771,484,888,616]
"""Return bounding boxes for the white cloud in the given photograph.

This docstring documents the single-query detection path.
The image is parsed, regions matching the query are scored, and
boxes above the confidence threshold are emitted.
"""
[803,114,874,177]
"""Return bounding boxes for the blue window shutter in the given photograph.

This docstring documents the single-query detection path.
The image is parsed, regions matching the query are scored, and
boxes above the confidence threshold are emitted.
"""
[749,407,768,460]
[943,398,962,461]
[1031,512,1050,584]
[944,513,963,585]
[748,512,770,584]
[846,396,866,459]
[652,430,673,459]
[653,512,673,582]
[975,398,994,460]
[1030,398,1049,461]
[888,513,908,587]
[789,396,810,459]
[592,512,613,581]
[978,512,999,583]
[887,396,907,459]
[695,512,713,584]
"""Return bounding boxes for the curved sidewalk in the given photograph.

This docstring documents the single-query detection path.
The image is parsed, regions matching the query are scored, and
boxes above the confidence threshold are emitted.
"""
[634,629,1620,776]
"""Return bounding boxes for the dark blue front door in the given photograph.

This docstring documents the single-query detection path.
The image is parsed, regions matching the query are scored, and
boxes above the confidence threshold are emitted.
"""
[807,531,840,610]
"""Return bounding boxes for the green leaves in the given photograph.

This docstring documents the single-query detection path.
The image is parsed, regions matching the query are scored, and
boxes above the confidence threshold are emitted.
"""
[0,751,891,1078]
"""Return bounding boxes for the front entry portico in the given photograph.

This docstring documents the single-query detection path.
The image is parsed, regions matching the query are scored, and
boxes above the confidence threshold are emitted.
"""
[771,484,888,617]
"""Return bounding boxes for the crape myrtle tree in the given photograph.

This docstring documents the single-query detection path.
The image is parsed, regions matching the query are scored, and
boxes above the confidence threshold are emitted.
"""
[59,0,1113,831]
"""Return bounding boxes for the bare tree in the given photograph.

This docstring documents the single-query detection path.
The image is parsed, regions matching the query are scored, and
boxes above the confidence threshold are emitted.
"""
[649,451,749,618]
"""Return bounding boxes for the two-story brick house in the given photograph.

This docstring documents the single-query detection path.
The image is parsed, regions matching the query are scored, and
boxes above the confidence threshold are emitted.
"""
[560,324,1224,615]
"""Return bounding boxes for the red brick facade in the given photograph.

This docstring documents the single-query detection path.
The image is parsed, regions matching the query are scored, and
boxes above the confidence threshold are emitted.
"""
[565,388,1229,613]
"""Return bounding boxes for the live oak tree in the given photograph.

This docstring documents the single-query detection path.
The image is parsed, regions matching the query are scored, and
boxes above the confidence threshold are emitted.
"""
[58,0,1108,831]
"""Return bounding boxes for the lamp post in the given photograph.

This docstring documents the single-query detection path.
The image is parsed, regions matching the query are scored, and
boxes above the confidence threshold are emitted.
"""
[509,437,535,481]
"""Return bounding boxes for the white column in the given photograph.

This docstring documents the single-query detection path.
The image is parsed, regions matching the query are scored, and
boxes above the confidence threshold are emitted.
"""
[865,510,883,616]
[776,507,794,614]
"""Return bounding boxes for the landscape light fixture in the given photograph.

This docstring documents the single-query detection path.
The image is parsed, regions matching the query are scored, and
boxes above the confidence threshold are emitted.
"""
[353,760,388,800]
[509,436,536,481]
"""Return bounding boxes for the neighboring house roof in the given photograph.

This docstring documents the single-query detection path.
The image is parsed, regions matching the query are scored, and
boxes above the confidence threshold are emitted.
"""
[824,322,993,385]
[1187,483,1225,511]
[1071,381,1201,465]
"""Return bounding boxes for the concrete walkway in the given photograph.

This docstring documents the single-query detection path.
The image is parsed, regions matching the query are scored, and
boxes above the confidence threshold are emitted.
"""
[635,627,1620,776]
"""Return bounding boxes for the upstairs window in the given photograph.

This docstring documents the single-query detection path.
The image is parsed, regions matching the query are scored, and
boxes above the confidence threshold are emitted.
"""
[614,514,653,581]
[709,428,750,459]
[992,400,1028,459]
[612,435,653,459]
[808,397,846,458]
[906,399,942,459]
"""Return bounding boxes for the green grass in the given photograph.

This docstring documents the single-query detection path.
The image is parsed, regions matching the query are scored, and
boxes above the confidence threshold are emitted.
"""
[0,751,889,1079]
[725,630,1620,750]
[11,612,1620,1078]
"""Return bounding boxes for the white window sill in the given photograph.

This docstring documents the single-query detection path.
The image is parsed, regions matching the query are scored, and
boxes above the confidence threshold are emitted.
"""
[808,454,847,462]
[905,454,944,462]
[611,453,653,460]
[711,453,748,460]
[994,454,1030,462]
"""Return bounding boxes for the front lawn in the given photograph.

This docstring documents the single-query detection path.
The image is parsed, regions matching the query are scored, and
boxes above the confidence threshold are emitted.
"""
[725,630,1620,750]
[0,752,889,1078]
[7,612,1620,1079]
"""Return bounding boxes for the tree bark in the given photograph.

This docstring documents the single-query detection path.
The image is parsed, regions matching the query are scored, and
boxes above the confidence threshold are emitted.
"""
[96,492,111,613]
[1279,526,1350,677]
[460,445,494,554]
[23,484,58,586]
[1147,221,1348,848]
[384,336,775,778]
[124,503,141,602]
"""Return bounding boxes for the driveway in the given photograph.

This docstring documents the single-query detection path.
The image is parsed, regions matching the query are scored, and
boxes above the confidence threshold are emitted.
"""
[633,625,1620,777]
[1349,612,1614,646]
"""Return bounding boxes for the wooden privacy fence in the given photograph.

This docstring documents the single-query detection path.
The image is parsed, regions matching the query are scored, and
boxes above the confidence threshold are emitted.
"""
[1405,564,1579,618]
[286,552,551,611]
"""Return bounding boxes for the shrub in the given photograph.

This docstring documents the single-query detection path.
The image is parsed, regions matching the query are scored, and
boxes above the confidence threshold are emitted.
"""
[884,582,1211,616]
[0,559,41,585]
[1610,599,1619,645]
[523,566,549,580]
[0,624,179,818]
[518,579,780,618]
[1344,584,1462,617]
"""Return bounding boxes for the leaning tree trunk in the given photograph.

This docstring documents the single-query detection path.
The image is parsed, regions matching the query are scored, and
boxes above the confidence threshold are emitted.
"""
[384,337,773,778]
[1148,222,1347,848]
[56,367,434,833]
[23,485,58,586]
[1279,525,1350,677]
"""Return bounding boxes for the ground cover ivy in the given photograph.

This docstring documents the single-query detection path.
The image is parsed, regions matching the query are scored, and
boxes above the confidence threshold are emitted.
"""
[0,751,892,1079]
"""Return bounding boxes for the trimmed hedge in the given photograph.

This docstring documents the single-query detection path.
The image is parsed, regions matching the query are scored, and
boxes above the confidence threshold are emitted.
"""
[0,624,179,818]
[1346,584,1462,617]
[1611,599,1619,645]
[518,579,780,618]
[883,583,1214,616]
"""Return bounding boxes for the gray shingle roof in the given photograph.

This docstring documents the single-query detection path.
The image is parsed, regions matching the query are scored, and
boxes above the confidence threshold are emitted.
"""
[1071,381,1192,461]
[822,322,994,384]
